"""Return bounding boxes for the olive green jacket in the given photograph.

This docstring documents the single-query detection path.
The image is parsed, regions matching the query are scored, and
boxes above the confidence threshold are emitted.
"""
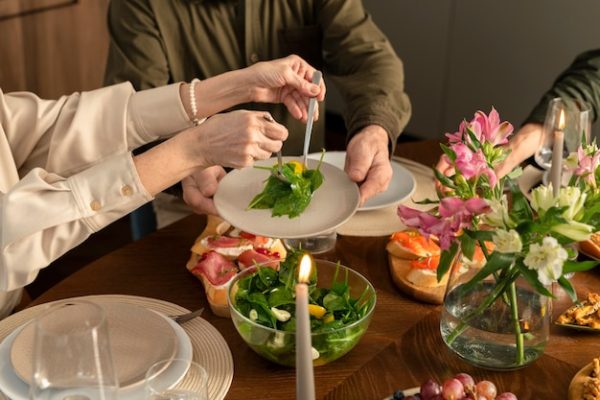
[526,49,600,126]
[104,0,411,155]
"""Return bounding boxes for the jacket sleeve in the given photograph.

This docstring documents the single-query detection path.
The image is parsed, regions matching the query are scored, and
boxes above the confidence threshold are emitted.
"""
[104,0,171,89]
[0,83,190,291]
[318,0,411,149]
[525,49,600,125]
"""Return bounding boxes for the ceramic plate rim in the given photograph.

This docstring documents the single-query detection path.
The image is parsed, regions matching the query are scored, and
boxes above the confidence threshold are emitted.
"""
[0,313,192,400]
[9,302,179,390]
[554,321,600,333]
[214,156,360,238]
[307,151,416,211]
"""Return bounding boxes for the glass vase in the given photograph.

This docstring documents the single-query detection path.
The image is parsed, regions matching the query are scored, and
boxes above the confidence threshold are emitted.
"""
[440,252,550,370]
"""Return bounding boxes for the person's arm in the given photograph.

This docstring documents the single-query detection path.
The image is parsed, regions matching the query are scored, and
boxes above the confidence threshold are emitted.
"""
[525,49,600,125]
[0,84,181,291]
[318,0,411,149]
[492,49,600,178]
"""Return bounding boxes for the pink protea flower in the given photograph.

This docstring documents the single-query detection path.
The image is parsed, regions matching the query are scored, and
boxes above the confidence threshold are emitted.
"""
[452,143,498,187]
[571,146,600,187]
[438,197,490,220]
[445,120,469,144]
[445,108,513,148]
[472,108,514,146]
[398,198,489,250]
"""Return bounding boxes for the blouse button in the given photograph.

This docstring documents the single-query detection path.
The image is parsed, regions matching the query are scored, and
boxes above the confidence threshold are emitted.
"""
[121,185,133,196]
[90,200,102,211]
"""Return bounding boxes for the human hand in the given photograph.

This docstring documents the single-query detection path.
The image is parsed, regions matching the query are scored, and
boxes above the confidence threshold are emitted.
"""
[495,122,543,178]
[434,122,543,183]
[191,110,288,169]
[246,55,326,122]
[345,125,392,205]
[181,166,226,215]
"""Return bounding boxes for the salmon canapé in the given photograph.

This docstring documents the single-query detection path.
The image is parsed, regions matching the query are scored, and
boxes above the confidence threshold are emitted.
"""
[388,230,440,260]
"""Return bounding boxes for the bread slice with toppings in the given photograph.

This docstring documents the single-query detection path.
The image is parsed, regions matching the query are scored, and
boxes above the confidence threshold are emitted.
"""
[186,215,287,317]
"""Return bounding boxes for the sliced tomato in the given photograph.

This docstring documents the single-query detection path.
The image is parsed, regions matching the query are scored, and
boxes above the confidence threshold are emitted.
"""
[191,251,238,286]
[237,248,281,270]
[410,254,440,270]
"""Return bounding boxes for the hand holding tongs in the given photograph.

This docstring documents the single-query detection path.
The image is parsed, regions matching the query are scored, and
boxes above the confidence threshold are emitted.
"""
[302,71,323,167]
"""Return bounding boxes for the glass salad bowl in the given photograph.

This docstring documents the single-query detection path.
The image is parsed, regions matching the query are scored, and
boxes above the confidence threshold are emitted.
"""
[227,257,376,367]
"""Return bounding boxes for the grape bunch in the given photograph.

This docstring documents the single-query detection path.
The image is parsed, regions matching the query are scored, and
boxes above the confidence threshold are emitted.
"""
[392,372,517,400]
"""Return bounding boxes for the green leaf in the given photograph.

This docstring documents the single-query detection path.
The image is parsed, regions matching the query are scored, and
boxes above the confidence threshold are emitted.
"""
[437,242,459,282]
[465,126,482,150]
[515,263,554,298]
[557,276,577,302]
[464,229,494,242]
[267,286,295,308]
[460,234,476,260]
[506,166,523,180]
[459,251,516,295]
[440,143,457,162]
[507,180,533,222]
[433,168,457,189]
[323,292,348,312]
[562,259,599,273]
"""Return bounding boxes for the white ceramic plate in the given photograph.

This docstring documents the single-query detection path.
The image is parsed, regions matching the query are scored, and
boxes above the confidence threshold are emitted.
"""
[308,151,416,211]
[0,313,192,400]
[214,156,360,238]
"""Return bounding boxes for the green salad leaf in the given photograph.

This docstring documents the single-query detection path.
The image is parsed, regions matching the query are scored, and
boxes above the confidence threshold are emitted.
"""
[247,153,325,218]
[232,248,375,365]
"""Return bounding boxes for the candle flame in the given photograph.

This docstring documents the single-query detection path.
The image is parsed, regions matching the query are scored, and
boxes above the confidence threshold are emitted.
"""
[558,109,566,130]
[298,254,312,283]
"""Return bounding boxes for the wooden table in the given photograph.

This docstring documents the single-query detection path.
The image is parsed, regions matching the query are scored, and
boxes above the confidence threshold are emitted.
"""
[31,141,600,399]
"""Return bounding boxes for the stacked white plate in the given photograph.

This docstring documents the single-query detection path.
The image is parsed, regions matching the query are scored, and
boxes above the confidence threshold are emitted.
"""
[0,295,233,400]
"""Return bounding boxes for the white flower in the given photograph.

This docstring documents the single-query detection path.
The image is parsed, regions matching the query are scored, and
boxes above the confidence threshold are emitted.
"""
[557,186,586,221]
[530,185,555,214]
[565,151,579,169]
[483,195,513,228]
[492,229,522,253]
[551,221,593,242]
[523,237,568,285]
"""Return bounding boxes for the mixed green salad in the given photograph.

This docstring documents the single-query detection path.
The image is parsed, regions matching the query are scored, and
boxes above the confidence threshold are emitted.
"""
[231,249,375,366]
[247,154,325,218]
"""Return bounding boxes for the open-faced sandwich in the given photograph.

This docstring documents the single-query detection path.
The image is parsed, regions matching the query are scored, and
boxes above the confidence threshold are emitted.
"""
[386,230,489,304]
[386,230,445,304]
[186,215,287,317]
[579,232,600,260]
[568,356,600,400]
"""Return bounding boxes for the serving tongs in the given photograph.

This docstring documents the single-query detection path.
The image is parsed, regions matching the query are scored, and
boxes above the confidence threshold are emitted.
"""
[302,71,322,167]
[273,149,289,183]
[271,70,322,184]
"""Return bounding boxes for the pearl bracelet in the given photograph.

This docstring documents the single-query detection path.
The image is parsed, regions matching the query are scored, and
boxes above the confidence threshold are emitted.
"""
[189,78,201,126]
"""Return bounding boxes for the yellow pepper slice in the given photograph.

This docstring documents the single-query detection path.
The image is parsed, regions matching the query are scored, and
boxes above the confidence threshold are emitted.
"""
[323,313,335,324]
[288,161,304,175]
[308,304,326,319]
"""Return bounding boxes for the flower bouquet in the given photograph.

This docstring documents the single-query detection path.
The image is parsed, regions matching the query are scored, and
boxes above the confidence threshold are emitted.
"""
[398,109,600,369]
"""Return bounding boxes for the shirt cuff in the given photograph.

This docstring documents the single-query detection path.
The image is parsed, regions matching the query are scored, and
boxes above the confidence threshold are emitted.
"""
[67,153,153,232]
[128,83,192,144]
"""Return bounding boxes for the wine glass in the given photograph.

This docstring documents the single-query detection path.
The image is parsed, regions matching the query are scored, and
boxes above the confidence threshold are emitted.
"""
[144,359,208,400]
[29,301,119,400]
[535,97,592,171]
[283,230,337,254]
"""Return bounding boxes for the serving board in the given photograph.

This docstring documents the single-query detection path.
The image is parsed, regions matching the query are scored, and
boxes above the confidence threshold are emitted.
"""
[388,254,447,305]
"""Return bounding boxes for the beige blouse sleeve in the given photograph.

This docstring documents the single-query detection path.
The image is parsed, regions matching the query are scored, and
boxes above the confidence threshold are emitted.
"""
[0,82,191,291]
